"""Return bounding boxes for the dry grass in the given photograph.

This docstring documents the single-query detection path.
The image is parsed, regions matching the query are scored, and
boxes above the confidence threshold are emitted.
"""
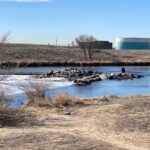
[20,81,48,99]
[114,97,150,132]
[20,81,49,108]
[50,93,79,107]
[0,95,149,149]
[0,43,150,66]
[0,89,41,127]
[23,93,82,108]
[19,80,86,108]
[0,108,41,127]
[20,81,81,108]
[0,90,13,112]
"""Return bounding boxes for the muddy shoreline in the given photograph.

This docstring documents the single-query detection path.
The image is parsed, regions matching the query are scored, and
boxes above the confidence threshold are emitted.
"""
[1,61,150,68]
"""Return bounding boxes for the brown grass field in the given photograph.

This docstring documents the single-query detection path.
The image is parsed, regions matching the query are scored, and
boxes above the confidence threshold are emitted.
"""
[0,95,149,150]
[0,43,150,66]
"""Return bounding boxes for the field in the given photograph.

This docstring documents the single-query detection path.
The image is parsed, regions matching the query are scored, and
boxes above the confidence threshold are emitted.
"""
[0,43,150,66]
[0,95,149,150]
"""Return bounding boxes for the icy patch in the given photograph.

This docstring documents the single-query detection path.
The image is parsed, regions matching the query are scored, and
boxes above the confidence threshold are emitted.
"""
[0,75,73,95]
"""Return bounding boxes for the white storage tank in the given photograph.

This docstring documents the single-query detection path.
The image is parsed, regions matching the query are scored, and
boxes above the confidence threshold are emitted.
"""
[115,38,150,50]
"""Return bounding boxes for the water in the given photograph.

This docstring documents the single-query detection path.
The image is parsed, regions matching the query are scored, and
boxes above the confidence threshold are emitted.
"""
[52,66,150,97]
[0,66,150,108]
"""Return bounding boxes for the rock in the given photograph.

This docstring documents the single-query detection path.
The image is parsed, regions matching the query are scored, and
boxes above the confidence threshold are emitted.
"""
[99,74,108,80]
[109,75,116,80]
[45,68,144,86]
[38,74,46,79]
[94,77,101,81]
[64,112,71,115]
[109,74,122,80]
[47,71,54,77]
[88,70,93,75]
[131,74,137,78]
[75,82,87,86]
[74,78,91,86]
[80,78,91,85]
[123,75,130,80]
[55,72,62,77]
[117,73,130,80]
[137,74,144,78]
[117,73,124,77]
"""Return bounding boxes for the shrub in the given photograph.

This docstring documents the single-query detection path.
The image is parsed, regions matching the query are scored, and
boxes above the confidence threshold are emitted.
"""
[51,93,76,107]
[20,81,49,107]
[0,90,12,112]
[20,81,81,108]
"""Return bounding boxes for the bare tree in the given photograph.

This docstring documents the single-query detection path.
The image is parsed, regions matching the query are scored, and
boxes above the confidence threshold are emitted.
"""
[75,35,87,60]
[0,32,10,44]
[0,31,10,52]
[75,34,96,61]
[86,35,96,60]
[0,32,11,81]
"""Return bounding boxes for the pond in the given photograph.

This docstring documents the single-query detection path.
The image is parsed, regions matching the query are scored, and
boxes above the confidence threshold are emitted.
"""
[0,66,150,108]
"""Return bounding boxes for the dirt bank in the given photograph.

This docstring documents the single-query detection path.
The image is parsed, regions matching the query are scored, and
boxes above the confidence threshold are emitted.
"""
[0,95,149,150]
[1,43,150,67]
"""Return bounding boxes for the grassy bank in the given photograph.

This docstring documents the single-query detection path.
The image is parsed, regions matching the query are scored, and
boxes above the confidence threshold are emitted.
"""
[0,43,150,67]
[0,94,149,150]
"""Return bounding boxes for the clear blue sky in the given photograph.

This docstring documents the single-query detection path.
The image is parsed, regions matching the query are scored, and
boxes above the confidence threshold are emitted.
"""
[0,0,150,45]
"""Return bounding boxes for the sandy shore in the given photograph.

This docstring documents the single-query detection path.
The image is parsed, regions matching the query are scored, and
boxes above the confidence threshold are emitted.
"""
[0,95,149,150]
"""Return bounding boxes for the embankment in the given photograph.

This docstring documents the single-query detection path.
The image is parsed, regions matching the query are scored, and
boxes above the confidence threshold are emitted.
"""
[1,43,150,67]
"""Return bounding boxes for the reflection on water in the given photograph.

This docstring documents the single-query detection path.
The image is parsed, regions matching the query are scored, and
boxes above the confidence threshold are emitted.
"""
[0,66,150,108]
[0,66,150,75]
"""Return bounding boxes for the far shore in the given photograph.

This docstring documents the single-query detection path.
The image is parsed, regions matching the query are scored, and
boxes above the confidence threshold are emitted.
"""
[1,61,150,68]
[0,43,150,68]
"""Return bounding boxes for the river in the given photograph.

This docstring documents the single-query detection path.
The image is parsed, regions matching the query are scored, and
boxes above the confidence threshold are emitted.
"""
[0,66,150,108]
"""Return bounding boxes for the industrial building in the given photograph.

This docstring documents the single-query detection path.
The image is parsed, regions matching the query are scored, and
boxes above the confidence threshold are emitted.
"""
[115,38,150,50]
[93,41,112,49]
[79,41,112,49]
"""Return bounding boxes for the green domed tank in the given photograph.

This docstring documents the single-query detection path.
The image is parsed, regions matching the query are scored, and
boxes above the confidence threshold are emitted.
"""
[115,38,150,50]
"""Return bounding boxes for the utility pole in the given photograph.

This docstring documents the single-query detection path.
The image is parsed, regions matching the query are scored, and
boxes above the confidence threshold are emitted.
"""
[56,37,57,50]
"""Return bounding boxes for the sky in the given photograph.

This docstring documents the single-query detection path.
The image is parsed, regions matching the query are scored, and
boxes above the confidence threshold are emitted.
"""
[0,0,150,45]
